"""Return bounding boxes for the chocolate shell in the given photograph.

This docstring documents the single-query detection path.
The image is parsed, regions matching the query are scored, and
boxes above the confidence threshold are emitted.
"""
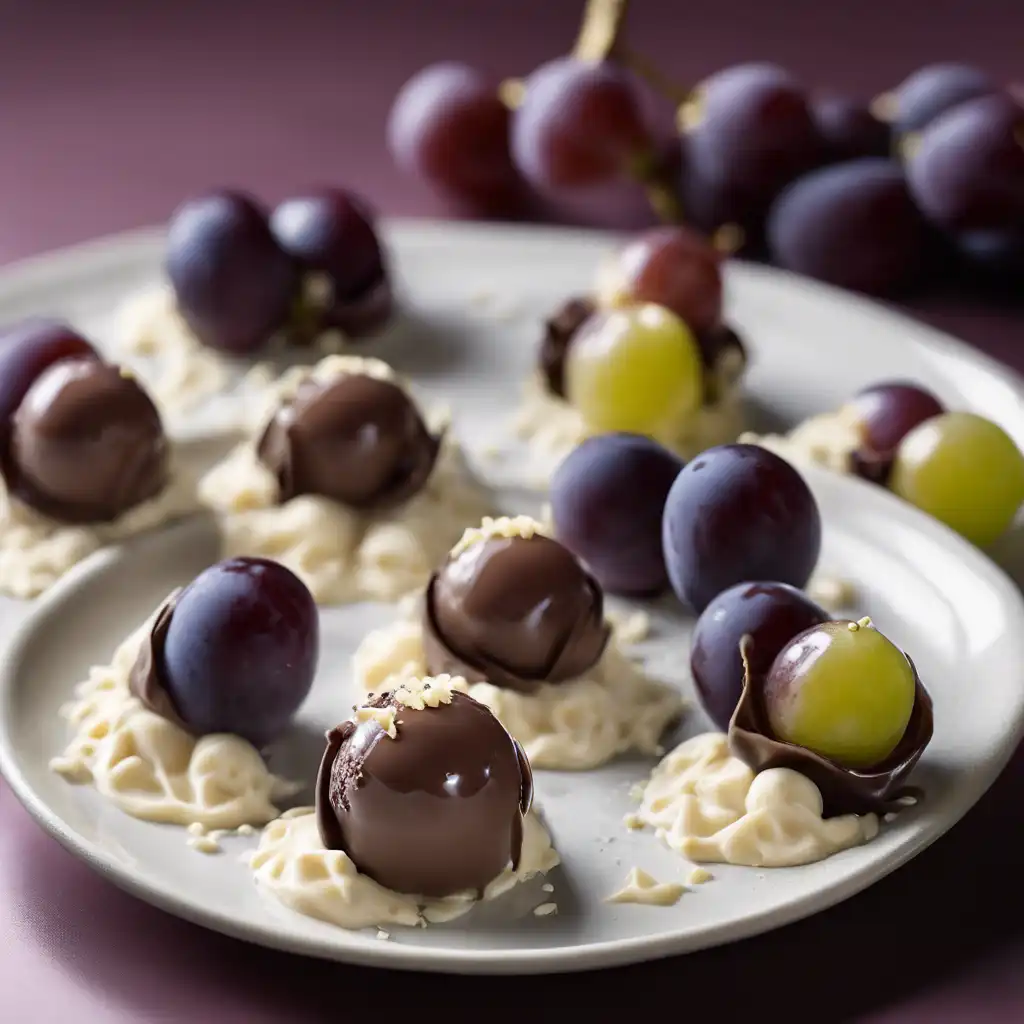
[256,372,442,511]
[128,591,190,732]
[422,533,611,694]
[728,647,934,817]
[539,295,596,398]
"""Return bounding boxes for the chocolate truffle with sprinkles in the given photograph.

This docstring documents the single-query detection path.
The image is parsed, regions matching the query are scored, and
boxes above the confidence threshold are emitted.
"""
[316,678,533,898]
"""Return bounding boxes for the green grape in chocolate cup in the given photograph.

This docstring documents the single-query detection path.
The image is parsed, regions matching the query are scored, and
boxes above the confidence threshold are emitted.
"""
[763,617,917,770]
[564,303,703,437]
[889,411,1024,548]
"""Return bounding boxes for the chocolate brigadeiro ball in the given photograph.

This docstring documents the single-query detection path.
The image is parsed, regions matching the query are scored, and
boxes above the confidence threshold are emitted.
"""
[316,684,533,898]
[256,371,442,511]
[1,357,169,524]
[422,526,611,693]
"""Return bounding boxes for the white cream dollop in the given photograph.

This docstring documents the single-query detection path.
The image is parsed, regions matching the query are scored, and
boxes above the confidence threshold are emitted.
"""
[250,807,559,930]
[628,733,879,868]
[740,402,863,476]
[198,356,493,605]
[49,617,297,830]
[352,614,683,771]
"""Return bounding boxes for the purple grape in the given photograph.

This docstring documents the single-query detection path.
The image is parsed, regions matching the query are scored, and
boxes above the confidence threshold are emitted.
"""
[683,63,825,226]
[906,93,1024,231]
[957,228,1024,285]
[550,433,685,597]
[270,190,392,337]
[159,557,318,748]
[848,381,945,477]
[512,57,654,189]
[0,320,99,438]
[166,191,299,355]
[812,95,891,161]
[767,159,931,295]
[890,63,997,135]
[662,444,822,613]
[387,62,522,212]
[690,581,829,731]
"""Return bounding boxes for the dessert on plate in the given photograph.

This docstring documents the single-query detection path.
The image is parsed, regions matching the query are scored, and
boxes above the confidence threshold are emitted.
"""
[251,676,558,930]
[352,514,684,769]
[198,354,491,605]
[0,319,199,598]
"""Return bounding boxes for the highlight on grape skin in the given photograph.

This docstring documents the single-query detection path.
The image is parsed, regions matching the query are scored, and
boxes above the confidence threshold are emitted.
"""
[889,411,1024,549]
[511,57,655,190]
[763,618,918,770]
[550,432,685,598]
[886,62,998,136]
[564,303,703,437]
[661,443,822,614]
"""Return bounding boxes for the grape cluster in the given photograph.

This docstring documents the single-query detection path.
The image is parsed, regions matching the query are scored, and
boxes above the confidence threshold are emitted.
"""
[388,16,1024,298]
[165,188,391,356]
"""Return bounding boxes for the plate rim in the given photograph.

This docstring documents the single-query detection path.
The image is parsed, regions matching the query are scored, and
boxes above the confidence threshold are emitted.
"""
[3,466,1024,975]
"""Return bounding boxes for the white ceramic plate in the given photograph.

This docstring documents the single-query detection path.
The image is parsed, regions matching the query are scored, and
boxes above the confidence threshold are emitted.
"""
[2,221,1024,975]
[2,465,1024,974]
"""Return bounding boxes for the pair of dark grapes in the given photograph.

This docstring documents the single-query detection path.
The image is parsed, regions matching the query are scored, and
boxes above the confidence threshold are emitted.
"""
[166,187,389,356]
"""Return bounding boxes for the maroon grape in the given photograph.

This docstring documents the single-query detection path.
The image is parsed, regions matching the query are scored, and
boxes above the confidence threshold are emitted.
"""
[159,557,318,748]
[0,320,99,438]
[166,191,299,356]
[608,226,723,333]
[690,581,829,731]
[890,63,997,135]
[767,159,931,295]
[906,93,1024,230]
[812,95,890,161]
[683,63,825,225]
[662,444,821,613]
[512,57,654,189]
[550,433,684,597]
[849,382,945,473]
[958,228,1024,285]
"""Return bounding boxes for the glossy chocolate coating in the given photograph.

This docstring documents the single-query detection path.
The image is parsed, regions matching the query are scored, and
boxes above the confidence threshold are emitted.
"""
[257,372,441,510]
[316,689,533,898]
[4,358,169,523]
[728,645,933,817]
[129,593,189,731]
[539,295,595,397]
[422,533,611,693]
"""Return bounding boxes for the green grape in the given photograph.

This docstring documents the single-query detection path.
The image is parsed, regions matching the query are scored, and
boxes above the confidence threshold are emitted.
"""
[764,618,916,769]
[564,303,703,436]
[889,411,1024,548]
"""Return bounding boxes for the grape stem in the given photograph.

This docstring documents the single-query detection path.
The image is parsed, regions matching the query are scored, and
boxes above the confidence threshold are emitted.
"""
[573,0,631,62]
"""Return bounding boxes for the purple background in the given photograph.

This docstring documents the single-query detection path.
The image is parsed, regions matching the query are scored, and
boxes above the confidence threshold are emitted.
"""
[1,1,1022,1020]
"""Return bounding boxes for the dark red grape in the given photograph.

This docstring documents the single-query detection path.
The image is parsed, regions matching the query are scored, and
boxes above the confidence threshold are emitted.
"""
[550,433,685,597]
[159,557,318,748]
[848,381,945,480]
[603,226,723,333]
[767,158,931,295]
[889,63,997,135]
[690,581,829,731]
[165,191,299,356]
[683,63,825,225]
[662,443,821,613]
[906,93,1024,231]
[0,320,99,438]
[512,57,654,189]
[387,62,522,211]
[957,228,1024,285]
[812,95,890,161]
[270,190,392,338]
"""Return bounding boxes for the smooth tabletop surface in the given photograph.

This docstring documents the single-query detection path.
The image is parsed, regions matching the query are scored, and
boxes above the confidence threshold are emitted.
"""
[1,1,1022,1020]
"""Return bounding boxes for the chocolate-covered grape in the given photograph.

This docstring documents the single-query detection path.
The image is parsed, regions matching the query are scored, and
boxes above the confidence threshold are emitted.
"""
[662,444,821,613]
[763,618,917,769]
[423,528,610,692]
[551,433,684,597]
[5,359,168,523]
[317,685,532,898]
[257,371,441,511]
[691,581,829,732]
[538,296,596,397]
[166,191,299,355]
[131,557,318,748]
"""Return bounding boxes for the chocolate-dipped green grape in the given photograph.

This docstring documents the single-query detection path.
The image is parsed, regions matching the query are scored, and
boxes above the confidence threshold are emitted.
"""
[764,617,917,769]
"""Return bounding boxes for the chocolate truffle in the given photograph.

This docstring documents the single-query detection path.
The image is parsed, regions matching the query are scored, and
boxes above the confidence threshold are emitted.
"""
[256,372,441,510]
[316,686,533,898]
[422,530,611,693]
[4,358,169,524]
[539,296,596,398]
